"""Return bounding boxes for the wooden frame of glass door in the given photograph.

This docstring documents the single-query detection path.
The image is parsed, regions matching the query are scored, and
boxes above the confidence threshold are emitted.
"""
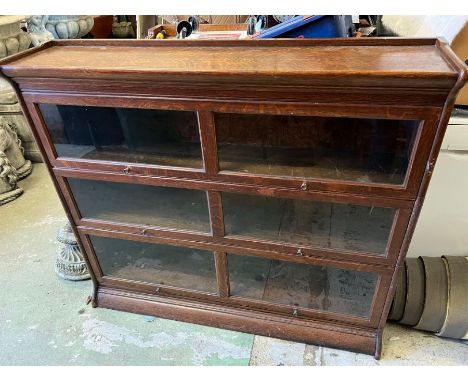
[52,169,413,268]
[23,93,442,200]
[76,226,394,328]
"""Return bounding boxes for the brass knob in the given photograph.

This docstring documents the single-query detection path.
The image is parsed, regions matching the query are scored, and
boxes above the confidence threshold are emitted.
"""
[123,166,131,175]
[300,181,307,191]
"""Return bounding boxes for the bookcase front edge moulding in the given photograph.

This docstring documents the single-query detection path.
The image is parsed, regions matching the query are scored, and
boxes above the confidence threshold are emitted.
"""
[1,38,466,358]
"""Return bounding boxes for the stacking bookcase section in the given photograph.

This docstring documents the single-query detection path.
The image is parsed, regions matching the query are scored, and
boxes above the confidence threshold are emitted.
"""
[2,38,466,359]
[31,98,439,199]
[76,226,391,327]
[55,171,412,267]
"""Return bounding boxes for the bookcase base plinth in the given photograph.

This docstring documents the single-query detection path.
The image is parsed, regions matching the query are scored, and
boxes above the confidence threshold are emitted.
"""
[97,286,381,359]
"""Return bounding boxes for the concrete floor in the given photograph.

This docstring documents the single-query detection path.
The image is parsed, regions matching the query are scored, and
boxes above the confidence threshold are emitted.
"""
[0,163,467,366]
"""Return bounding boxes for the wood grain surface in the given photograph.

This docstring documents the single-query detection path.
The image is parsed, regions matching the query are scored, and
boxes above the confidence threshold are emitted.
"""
[1,38,466,359]
[1,39,463,90]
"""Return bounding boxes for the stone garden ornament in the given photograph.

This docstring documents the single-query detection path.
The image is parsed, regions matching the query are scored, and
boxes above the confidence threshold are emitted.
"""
[112,16,135,38]
[25,15,92,281]
[55,222,91,281]
[45,16,94,39]
[0,77,41,162]
[0,151,21,205]
[0,116,32,180]
[0,116,32,205]
[0,16,31,59]
[0,15,90,280]
[27,15,54,47]
[0,16,32,205]
[0,17,41,162]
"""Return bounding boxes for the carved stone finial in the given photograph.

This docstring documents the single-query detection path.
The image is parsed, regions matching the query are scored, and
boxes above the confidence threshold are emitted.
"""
[55,222,90,281]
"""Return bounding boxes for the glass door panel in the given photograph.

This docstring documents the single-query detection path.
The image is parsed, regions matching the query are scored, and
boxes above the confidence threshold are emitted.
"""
[90,235,217,293]
[215,113,419,185]
[68,178,211,233]
[222,192,395,255]
[228,253,378,318]
[39,104,202,168]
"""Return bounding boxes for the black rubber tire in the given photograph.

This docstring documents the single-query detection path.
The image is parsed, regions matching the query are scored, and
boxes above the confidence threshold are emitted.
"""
[388,266,406,321]
[414,257,448,332]
[399,258,425,326]
[437,256,468,339]
[188,16,199,32]
[176,21,192,38]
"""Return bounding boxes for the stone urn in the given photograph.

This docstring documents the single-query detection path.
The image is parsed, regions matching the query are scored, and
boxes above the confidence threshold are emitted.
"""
[24,15,93,281]
[0,16,39,163]
[0,15,31,59]
[0,16,32,205]
[55,222,90,281]
[0,16,41,163]
[45,15,94,39]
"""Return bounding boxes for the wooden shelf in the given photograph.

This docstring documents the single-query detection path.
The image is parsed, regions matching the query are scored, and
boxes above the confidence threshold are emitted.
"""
[218,143,407,184]
[84,146,201,168]
[56,143,203,169]
[223,192,395,255]
[228,254,378,318]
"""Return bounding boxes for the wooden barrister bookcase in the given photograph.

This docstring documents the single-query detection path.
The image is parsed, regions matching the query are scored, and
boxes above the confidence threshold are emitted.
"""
[1,39,466,358]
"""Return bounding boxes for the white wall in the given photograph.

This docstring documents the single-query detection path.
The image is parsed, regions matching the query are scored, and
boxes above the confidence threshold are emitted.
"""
[407,115,468,257]
[381,15,467,43]
[380,16,468,258]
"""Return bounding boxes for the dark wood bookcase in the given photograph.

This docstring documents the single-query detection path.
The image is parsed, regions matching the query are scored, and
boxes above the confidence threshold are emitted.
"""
[1,38,466,358]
